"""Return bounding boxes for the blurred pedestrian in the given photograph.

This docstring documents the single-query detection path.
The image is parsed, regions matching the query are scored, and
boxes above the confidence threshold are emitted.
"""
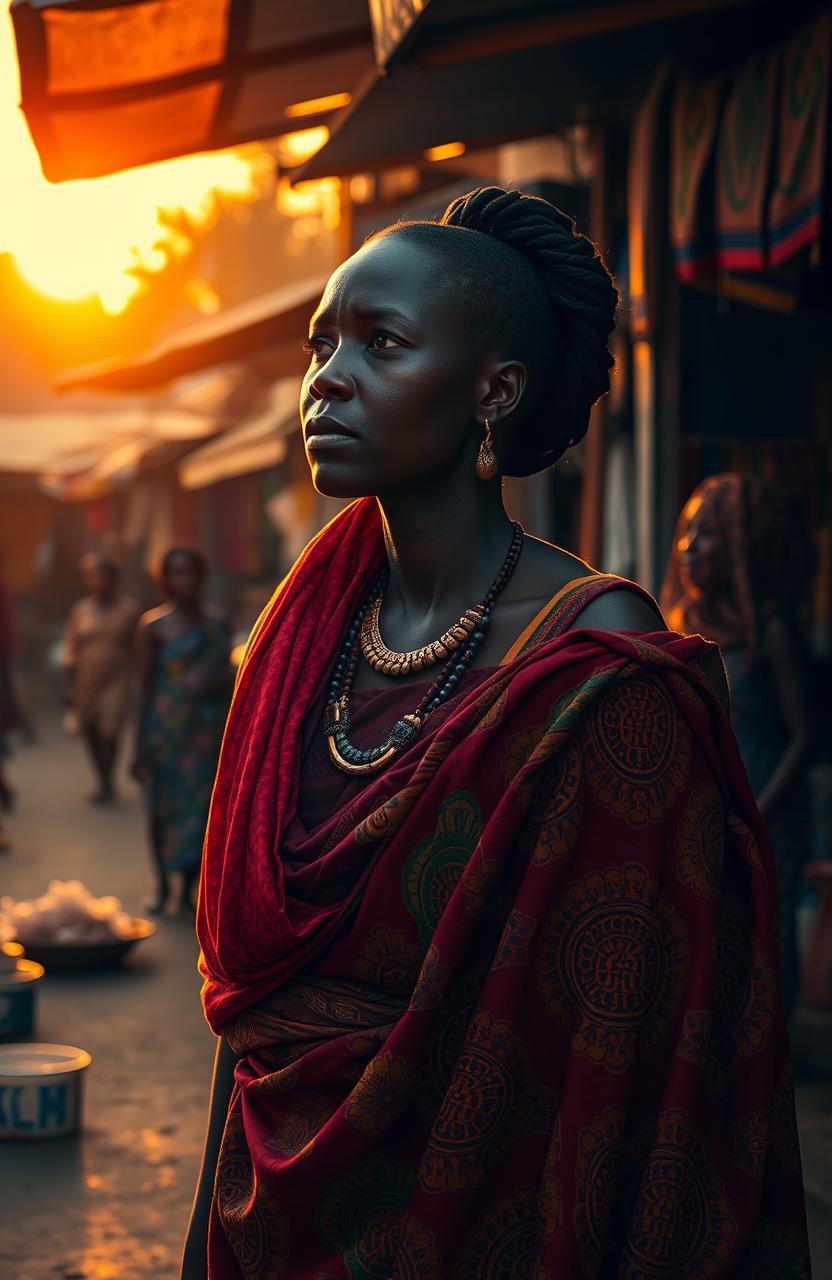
[133,548,232,915]
[0,571,20,852]
[662,473,814,1015]
[63,555,140,805]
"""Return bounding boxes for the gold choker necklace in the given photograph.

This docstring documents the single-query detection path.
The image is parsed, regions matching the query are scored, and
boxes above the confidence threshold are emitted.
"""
[324,523,525,775]
[360,596,484,677]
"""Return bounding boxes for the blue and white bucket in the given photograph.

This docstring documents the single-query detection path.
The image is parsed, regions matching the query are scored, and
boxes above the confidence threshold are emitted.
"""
[0,1044,92,1139]
[0,957,45,1041]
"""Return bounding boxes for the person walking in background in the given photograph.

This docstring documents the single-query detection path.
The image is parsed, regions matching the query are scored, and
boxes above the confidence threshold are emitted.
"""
[133,548,232,916]
[662,473,814,1017]
[0,569,20,852]
[62,555,140,806]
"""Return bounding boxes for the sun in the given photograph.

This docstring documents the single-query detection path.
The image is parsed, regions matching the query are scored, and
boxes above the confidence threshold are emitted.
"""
[0,0,264,314]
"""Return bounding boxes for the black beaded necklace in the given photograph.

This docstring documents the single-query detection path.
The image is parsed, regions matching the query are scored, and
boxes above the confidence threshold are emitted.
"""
[323,522,524,775]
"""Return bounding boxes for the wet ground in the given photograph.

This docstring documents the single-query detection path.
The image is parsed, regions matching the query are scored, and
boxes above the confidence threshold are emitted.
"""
[1,715,832,1277]
[0,718,213,1279]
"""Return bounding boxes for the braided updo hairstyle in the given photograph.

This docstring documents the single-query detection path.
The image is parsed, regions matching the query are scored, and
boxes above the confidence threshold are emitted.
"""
[368,186,618,476]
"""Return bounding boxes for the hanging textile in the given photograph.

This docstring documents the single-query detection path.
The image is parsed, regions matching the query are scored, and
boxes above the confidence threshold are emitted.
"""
[670,73,724,281]
[769,11,830,267]
[714,51,778,271]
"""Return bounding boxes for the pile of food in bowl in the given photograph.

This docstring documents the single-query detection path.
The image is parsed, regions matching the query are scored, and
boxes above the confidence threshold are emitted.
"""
[0,881,154,971]
[1,880,137,945]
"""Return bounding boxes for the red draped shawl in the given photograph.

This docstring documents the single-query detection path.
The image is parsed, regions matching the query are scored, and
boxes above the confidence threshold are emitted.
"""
[197,498,809,1279]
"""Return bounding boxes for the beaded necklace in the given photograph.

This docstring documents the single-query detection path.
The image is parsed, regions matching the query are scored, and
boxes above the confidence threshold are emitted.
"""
[323,523,524,775]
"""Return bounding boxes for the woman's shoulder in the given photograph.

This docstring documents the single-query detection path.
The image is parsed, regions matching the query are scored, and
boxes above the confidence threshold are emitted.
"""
[568,584,667,634]
[140,604,173,633]
[519,538,665,636]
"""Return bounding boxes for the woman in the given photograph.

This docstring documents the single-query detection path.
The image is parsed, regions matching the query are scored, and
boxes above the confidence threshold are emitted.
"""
[0,569,19,852]
[134,548,232,914]
[184,189,808,1278]
[63,555,140,804]
[662,474,814,1017]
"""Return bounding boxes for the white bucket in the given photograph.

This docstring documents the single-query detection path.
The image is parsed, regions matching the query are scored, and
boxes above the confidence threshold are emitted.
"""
[0,1044,92,1139]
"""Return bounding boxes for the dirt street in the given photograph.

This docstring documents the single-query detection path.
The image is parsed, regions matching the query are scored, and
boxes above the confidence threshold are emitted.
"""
[0,718,214,1280]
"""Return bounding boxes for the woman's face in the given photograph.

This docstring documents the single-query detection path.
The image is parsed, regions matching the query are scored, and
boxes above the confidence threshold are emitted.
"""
[676,494,722,594]
[300,235,485,498]
[84,564,116,600]
[163,552,203,606]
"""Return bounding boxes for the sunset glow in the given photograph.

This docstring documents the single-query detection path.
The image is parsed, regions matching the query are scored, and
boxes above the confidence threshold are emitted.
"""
[0,1,264,314]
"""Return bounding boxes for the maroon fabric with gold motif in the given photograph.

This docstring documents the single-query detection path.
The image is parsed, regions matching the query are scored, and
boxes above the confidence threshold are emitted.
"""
[199,500,808,1278]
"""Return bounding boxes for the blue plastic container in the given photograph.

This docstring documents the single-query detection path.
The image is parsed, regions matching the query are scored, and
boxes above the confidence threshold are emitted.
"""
[0,959,44,1041]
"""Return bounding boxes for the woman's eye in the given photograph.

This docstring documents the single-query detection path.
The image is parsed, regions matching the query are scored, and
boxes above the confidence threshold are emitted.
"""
[302,337,331,358]
[369,332,400,351]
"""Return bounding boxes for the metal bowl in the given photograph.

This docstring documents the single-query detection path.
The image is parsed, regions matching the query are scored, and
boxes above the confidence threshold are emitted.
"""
[18,918,156,972]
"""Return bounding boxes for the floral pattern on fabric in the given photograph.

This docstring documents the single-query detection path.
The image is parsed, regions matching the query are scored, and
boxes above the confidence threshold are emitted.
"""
[733,1111,771,1182]
[352,926,421,995]
[403,792,484,944]
[622,1109,736,1278]
[266,1092,335,1158]
[216,1115,291,1280]
[141,616,231,871]
[344,1051,418,1136]
[419,1010,536,1193]
[677,782,725,900]
[519,740,584,865]
[454,1186,543,1279]
[536,863,690,1072]
[316,1156,416,1280]
[584,675,691,827]
[574,1105,626,1276]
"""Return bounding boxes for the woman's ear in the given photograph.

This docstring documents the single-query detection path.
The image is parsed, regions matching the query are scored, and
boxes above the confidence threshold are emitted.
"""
[479,360,527,426]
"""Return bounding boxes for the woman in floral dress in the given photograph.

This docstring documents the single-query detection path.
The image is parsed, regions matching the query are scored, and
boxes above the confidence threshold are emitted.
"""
[134,548,231,914]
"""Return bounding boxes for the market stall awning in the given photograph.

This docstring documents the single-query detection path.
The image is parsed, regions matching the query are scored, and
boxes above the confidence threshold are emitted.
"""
[178,377,301,489]
[11,0,374,181]
[55,274,328,393]
[369,0,758,69]
[0,406,216,474]
[300,0,764,180]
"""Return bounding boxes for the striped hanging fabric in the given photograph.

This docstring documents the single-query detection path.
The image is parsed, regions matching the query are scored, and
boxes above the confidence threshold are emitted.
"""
[768,10,830,267]
[670,72,724,281]
[714,51,777,271]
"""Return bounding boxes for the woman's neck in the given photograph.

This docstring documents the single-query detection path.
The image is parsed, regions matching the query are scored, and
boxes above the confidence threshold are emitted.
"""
[377,481,513,619]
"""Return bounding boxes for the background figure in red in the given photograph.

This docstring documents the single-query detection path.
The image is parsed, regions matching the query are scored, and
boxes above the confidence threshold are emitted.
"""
[133,548,232,915]
[62,555,140,805]
[662,473,815,1015]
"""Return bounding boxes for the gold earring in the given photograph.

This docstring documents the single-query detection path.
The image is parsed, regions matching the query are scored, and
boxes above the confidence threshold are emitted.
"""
[475,418,498,480]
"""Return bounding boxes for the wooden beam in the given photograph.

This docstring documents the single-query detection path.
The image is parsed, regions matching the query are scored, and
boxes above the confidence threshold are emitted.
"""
[578,128,611,568]
[415,0,756,69]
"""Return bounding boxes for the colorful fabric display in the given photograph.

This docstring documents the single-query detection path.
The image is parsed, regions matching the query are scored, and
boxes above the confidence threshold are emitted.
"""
[769,11,830,267]
[715,51,778,271]
[670,73,723,281]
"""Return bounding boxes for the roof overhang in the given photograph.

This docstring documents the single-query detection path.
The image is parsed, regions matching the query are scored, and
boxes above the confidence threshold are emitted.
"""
[11,0,374,180]
[178,377,301,489]
[299,0,767,181]
[55,274,328,393]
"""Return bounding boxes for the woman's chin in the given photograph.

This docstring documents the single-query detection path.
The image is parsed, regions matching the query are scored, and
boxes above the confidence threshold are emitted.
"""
[309,464,372,501]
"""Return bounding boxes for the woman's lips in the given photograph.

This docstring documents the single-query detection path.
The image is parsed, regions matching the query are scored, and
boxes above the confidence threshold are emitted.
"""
[305,430,359,452]
[304,417,360,451]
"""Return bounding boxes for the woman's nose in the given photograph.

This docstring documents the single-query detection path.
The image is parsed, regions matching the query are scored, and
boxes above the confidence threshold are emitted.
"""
[308,350,354,402]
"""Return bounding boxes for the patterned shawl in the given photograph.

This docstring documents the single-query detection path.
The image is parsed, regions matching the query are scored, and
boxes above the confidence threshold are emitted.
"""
[198,497,808,1278]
